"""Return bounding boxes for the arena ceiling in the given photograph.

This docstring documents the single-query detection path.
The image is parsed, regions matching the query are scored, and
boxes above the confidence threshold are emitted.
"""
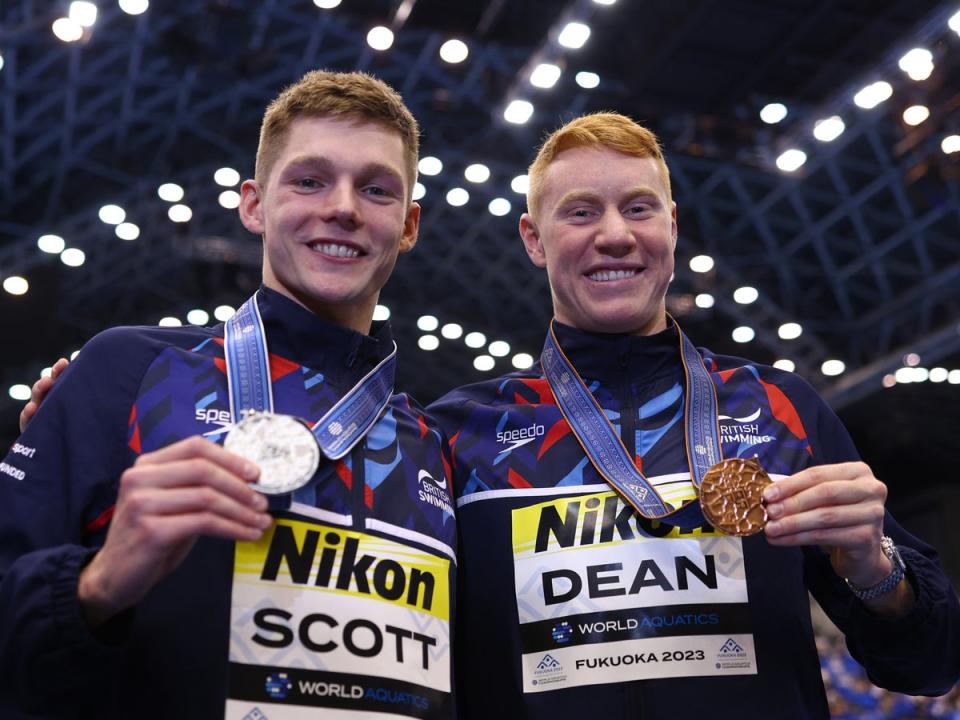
[1,0,958,507]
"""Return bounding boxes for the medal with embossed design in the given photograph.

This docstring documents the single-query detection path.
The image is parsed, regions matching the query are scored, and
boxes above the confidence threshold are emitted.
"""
[698,456,773,536]
[224,412,320,495]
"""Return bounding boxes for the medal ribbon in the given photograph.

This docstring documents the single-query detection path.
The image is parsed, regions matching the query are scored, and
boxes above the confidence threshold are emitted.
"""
[540,318,721,525]
[224,291,397,460]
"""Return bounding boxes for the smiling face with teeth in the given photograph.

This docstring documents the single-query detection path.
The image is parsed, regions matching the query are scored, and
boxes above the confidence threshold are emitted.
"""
[519,144,677,335]
[239,116,419,333]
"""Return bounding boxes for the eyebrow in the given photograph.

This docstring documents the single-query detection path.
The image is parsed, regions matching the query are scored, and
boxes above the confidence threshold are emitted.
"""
[554,184,663,210]
[283,155,405,186]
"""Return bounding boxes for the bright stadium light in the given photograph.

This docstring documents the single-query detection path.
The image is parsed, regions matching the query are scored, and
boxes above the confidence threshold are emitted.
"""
[115,222,140,241]
[530,63,562,89]
[418,156,443,175]
[446,188,469,206]
[504,100,534,125]
[439,39,469,64]
[473,355,496,371]
[821,359,846,376]
[773,359,796,372]
[119,0,150,14]
[372,304,391,321]
[733,286,758,304]
[488,198,511,216]
[511,174,529,194]
[853,81,892,109]
[3,276,28,296]
[575,71,600,89]
[60,248,86,267]
[903,105,930,126]
[52,17,84,42]
[37,234,66,254]
[441,323,463,339]
[158,183,184,202]
[776,149,807,172]
[689,255,714,273]
[464,164,490,183]
[558,22,590,49]
[99,205,126,225]
[760,103,787,124]
[694,293,714,308]
[214,305,235,321]
[214,167,240,187]
[168,204,193,222]
[417,315,439,332]
[218,191,240,209]
[186,309,210,325]
[69,1,98,27]
[778,322,802,340]
[412,182,426,200]
[813,116,845,142]
[418,335,440,351]
[512,353,535,369]
[366,26,394,51]
[732,326,755,343]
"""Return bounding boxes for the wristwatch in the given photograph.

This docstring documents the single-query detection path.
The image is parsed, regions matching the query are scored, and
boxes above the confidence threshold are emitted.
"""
[845,536,906,601]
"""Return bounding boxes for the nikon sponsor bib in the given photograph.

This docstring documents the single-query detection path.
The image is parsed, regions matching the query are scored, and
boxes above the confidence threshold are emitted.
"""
[512,489,757,692]
[226,514,452,719]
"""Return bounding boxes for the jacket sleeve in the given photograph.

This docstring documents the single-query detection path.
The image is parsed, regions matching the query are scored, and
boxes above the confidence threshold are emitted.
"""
[798,385,960,695]
[0,327,151,710]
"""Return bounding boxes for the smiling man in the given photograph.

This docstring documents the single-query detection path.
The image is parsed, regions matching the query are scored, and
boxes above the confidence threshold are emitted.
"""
[428,112,960,719]
[0,71,456,720]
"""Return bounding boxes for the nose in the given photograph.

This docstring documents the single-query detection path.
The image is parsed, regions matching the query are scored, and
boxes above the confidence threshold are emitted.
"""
[321,180,362,229]
[594,210,635,256]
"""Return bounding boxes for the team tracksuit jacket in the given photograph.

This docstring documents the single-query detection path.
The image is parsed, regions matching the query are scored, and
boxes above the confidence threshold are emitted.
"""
[0,287,457,719]
[428,321,960,720]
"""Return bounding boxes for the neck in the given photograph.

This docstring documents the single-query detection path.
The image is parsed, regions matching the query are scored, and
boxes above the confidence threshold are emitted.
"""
[262,280,374,335]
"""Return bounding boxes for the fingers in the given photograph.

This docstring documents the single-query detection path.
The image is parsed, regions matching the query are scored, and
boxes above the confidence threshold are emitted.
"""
[18,402,38,434]
[120,484,272,542]
[762,461,887,548]
[136,435,259,480]
[51,357,69,379]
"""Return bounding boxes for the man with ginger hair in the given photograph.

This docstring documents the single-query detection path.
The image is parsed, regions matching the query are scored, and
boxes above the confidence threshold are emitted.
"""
[428,111,959,718]
[0,70,456,720]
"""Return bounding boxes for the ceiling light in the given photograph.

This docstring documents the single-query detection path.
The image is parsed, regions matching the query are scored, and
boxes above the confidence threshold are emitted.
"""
[412,182,426,201]
[99,204,126,225]
[474,355,496,371]
[592,0,616,5]
[902,105,929,126]
[119,0,150,14]
[214,167,240,187]
[512,353,535,369]
[948,370,960,384]
[465,331,486,349]
[898,48,933,81]
[214,305,235,321]
[853,81,892,109]
[3,276,28,295]
[773,359,796,372]
[760,103,787,124]
[575,71,600,89]
[511,175,529,194]
[733,286,758,304]
[813,116,845,142]
[911,367,930,382]
[732,326,755,343]
[218,190,240,209]
[372,304,391,322]
[313,0,342,8]
[168,204,193,222]
[37,234,65,254]
[366,26,394,51]
[419,335,440,351]
[0,54,4,72]
[558,22,590,49]
[942,135,960,154]
[441,323,463,339]
[9,384,31,401]
[882,374,896,388]
[115,222,140,240]
[186,309,210,325]
[418,156,442,175]
[439,39,468,64]
[776,149,807,172]
[446,188,469,206]
[464,163,490,183]
[159,317,182,327]
[488,340,511,357]
[821,359,846,376]
[778,322,802,340]
[929,367,948,383]
[504,100,534,125]
[52,17,84,42]
[530,63,562,89]
[158,183,184,202]
[60,248,86,267]
[689,255,714,273]
[69,1,98,27]
[903,352,921,366]
[417,315,439,332]
[694,293,714,308]
[488,198,511,216]
[950,9,960,35]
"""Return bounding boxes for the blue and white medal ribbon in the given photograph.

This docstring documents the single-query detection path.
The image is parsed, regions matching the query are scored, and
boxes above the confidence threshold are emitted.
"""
[541,318,721,527]
[223,291,396,494]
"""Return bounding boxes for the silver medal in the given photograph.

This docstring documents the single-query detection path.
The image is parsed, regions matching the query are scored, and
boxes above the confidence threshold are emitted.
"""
[224,412,321,495]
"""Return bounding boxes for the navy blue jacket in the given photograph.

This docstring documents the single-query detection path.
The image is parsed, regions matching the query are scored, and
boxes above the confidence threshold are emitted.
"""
[0,288,457,719]
[429,322,960,720]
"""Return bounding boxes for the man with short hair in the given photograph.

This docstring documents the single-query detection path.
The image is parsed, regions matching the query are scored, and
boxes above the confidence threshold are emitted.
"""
[0,70,456,720]
[428,111,960,719]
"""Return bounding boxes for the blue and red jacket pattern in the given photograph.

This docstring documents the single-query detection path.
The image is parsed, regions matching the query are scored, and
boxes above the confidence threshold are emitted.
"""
[428,321,959,720]
[0,287,456,719]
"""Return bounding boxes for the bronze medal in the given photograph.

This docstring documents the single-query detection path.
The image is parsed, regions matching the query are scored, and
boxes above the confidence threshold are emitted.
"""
[698,457,773,536]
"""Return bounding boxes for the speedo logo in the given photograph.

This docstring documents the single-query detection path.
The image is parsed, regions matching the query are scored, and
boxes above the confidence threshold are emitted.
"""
[195,408,232,426]
[718,408,773,445]
[497,423,546,454]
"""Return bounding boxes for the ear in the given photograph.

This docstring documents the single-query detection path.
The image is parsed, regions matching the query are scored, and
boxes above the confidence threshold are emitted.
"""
[670,200,678,249]
[239,179,265,235]
[519,213,547,268]
[398,201,420,254]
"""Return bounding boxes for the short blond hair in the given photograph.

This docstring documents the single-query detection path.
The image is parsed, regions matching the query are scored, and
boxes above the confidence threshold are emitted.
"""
[526,112,672,218]
[255,70,419,193]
